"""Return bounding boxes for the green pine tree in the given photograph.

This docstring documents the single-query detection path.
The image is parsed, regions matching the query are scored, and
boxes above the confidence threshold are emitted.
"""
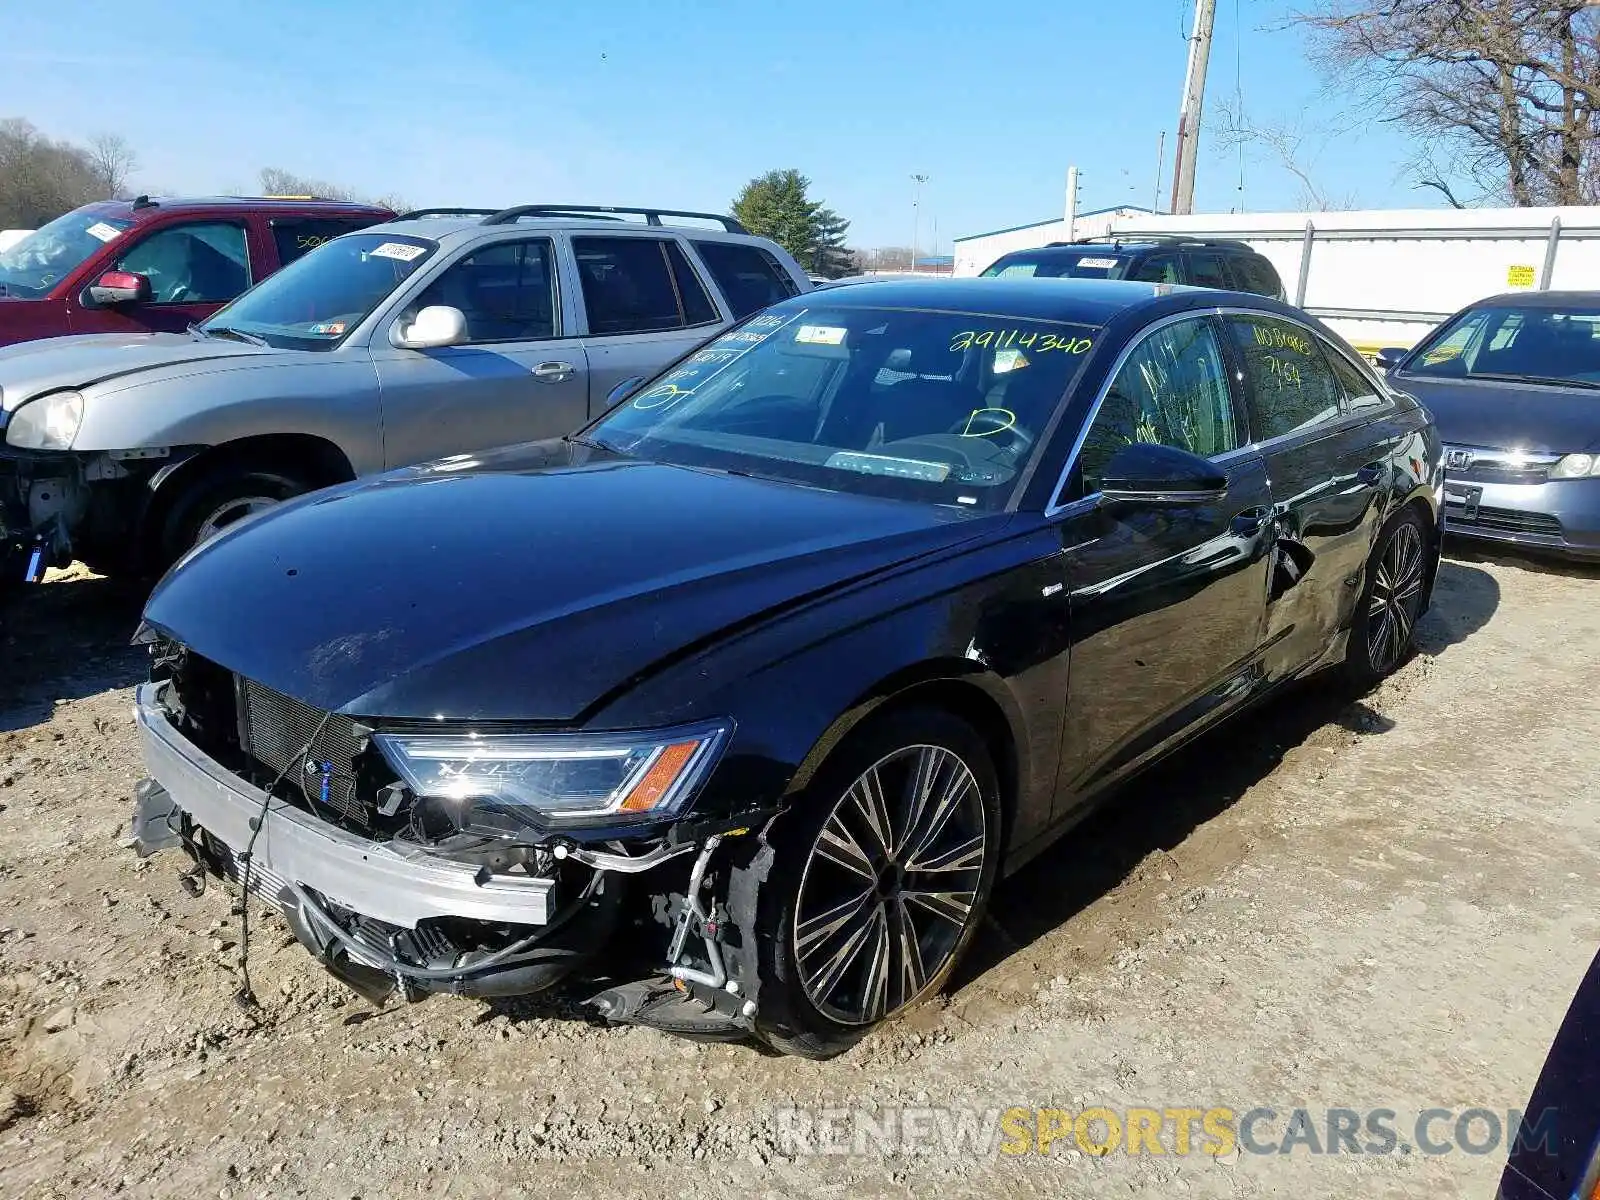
[731,170,856,278]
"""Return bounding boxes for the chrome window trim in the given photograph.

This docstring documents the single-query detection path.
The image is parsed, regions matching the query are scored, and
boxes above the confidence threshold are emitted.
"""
[1100,486,1227,503]
[1044,307,1240,518]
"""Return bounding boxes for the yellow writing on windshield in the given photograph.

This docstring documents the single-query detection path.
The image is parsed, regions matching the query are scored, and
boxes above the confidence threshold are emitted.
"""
[950,329,1092,354]
[633,383,694,410]
[960,407,1017,437]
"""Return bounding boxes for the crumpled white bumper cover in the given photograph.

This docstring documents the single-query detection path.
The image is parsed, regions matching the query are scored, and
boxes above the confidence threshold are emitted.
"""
[134,681,554,927]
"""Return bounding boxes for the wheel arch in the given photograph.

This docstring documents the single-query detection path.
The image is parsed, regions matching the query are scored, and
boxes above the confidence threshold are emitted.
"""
[784,661,1027,851]
[140,432,356,561]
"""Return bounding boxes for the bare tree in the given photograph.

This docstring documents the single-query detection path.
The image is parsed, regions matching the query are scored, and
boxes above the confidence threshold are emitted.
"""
[86,133,138,198]
[256,167,406,212]
[0,119,105,228]
[258,167,355,201]
[1405,145,1471,207]
[1214,99,1362,210]
[1292,1,1600,205]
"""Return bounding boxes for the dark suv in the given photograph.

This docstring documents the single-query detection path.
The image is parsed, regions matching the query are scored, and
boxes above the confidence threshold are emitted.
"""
[0,196,395,347]
[980,237,1285,299]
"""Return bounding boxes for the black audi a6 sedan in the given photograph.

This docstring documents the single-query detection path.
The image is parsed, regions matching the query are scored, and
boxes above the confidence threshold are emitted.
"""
[130,278,1443,1057]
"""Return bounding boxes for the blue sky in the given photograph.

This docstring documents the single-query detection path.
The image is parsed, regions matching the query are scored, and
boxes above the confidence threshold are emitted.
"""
[1,0,1441,248]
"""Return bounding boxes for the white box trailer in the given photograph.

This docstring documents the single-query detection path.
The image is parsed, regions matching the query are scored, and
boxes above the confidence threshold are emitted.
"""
[1101,207,1600,357]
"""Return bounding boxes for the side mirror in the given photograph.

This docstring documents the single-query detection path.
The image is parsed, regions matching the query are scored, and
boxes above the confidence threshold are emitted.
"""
[87,270,152,306]
[1375,347,1408,373]
[606,376,645,407]
[390,305,468,350]
[1099,442,1228,504]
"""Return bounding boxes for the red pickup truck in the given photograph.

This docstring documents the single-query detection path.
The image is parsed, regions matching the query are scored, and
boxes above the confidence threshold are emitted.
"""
[0,196,395,347]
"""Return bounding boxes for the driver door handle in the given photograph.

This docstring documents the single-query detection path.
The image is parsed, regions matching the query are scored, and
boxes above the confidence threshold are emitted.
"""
[532,361,576,384]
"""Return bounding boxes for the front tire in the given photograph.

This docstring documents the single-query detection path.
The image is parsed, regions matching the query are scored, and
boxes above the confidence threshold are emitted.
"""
[753,708,1002,1058]
[157,467,312,568]
[1343,507,1431,688]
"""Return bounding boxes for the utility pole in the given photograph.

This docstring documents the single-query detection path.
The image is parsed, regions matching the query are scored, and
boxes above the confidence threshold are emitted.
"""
[1170,0,1216,215]
[1153,130,1166,214]
[911,173,929,273]
[1064,166,1080,242]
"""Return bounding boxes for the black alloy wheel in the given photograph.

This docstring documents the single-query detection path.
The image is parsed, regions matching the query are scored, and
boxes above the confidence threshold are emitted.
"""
[1344,508,1431,687]
[752,708,1001,1058]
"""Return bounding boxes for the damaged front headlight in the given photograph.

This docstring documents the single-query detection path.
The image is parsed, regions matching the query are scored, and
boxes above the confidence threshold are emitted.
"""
[6,390,84,450]
[373,721,730,838]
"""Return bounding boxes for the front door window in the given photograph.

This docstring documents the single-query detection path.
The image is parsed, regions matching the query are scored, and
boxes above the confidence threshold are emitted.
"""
[1073,316,1240,497]
[116,222,251,304]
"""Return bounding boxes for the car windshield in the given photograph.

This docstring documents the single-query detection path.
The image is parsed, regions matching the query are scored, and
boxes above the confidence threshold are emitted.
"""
[199,233,436,351]
[981,251,1130,281]
[1406,303,1600,387]
[587,303,1099,510]
[0,208,133,298]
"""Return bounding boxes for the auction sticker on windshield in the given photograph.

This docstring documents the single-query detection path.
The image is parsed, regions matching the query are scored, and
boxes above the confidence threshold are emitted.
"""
[86,222,123,243]
[1077,257,1119,269]
[795,324,847,346]
[368,242,427,263]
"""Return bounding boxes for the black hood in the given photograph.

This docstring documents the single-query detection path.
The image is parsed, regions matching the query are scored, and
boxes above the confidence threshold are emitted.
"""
[142,442,986,722]
[1396,373,1600,453]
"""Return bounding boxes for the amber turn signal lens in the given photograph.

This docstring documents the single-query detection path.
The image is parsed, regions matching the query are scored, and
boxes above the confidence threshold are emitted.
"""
[618,741,700,812]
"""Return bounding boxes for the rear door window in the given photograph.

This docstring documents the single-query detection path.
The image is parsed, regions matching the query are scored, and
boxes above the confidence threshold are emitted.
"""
[692,240,800,318]
[115,221,251,304]
[271,219,379,266]
[666,240,718,325]
[574,236,720,336]
[1129,254,1181,284]
[1186,252,1232,290]
[1227,315,1346,440]
[1323,339,1389,414]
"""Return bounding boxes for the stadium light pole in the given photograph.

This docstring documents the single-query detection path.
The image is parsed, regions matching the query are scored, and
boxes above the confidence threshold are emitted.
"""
[911,173,929,273]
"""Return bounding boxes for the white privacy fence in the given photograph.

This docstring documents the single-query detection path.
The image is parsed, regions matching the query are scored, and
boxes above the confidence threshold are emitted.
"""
[1104,207,1600,354]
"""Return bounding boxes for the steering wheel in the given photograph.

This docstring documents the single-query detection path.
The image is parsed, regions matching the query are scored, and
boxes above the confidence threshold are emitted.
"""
[946,408,1035,459]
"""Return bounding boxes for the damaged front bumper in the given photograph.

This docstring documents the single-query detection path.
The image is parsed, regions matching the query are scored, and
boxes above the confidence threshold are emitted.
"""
[131,681,770,1034]
[133,681,605,1002]
[0,445,179,584]
[135,682,558,927]
[0,446,87,584]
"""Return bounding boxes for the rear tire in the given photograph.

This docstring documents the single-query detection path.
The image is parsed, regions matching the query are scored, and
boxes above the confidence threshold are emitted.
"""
[1342,507,1431,689]
[752,707,1002,1059]
[157,467,313,569]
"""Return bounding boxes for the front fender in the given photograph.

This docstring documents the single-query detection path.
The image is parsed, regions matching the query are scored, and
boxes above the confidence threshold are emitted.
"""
[595,521,1073,854]
[71,358,384,475]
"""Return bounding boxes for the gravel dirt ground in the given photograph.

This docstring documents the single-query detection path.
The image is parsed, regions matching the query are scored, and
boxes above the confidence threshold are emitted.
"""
[0,547,1596,1199]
